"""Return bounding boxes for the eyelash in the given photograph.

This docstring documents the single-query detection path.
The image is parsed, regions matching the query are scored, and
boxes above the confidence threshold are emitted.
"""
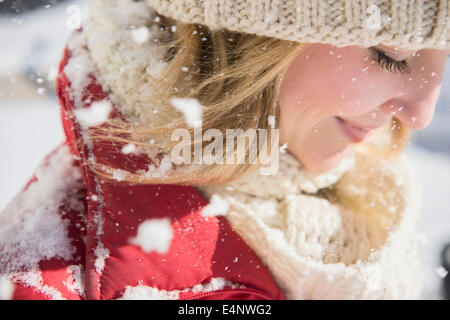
[369,47,411,74]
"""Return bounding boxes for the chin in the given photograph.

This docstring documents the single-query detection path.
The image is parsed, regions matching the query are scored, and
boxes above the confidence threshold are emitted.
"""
[302,146,351,174]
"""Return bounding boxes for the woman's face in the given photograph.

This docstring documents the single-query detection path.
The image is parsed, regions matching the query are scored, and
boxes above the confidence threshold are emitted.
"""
[279,43,450,173]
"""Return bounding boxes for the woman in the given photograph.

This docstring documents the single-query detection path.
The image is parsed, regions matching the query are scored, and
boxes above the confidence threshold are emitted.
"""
[0,0,449,300]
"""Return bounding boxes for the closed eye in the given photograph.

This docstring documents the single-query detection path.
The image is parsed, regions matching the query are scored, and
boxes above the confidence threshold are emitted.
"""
[369,47,411,74]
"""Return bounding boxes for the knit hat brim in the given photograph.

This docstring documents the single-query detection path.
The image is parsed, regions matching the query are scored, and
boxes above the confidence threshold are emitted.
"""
[148,0,449,50]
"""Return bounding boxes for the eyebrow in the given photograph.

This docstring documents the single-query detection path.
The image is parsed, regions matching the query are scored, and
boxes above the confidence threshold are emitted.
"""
[376,44,415,56]
[375,44,417,60]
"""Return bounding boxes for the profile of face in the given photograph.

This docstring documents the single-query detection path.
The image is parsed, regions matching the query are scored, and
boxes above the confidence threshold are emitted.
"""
[279,43,450,173]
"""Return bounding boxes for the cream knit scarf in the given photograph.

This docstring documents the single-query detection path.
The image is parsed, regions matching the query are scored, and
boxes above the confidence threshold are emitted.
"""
[84,0,424,299]
[199,151,423,299]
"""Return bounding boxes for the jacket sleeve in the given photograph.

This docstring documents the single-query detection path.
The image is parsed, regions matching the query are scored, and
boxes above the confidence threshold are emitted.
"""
[0,144,87,300]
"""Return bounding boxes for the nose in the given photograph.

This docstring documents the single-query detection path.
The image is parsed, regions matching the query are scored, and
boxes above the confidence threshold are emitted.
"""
[382,50,448,130]
[383,84,442,130]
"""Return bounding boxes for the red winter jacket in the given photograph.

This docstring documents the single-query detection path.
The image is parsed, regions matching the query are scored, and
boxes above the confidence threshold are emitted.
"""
[0,44,285,300]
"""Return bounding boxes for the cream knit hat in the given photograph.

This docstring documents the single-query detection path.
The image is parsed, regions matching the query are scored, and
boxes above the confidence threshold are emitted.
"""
[148,0,449,50]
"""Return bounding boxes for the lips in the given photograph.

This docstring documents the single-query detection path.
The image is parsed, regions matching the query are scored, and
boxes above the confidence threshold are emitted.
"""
[335,117,373,143]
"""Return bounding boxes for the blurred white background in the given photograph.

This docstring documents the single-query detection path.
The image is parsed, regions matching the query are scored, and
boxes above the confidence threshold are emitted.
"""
[0,0,448,299]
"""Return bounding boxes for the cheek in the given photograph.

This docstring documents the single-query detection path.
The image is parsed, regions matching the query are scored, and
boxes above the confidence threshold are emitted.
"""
[280,45,398,118]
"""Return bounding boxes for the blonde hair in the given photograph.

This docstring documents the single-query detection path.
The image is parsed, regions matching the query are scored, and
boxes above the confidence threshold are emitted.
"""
[90,14,410,186]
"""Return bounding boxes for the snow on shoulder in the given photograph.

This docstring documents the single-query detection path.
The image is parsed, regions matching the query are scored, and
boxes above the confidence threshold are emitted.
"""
[128,218,174,254]
[63,31,95,108]
[0,145,84,299]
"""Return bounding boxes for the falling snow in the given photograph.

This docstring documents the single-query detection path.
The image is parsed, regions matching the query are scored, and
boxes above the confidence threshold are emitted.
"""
[280,143,288,154]
[268,115,276,129]
[121,143,137,155]
[435,266,448,279]
[130,26,151,45]
[129,218,174,254]
[201,194,229,217]
[170,97,204,128]
[74,100,112,128]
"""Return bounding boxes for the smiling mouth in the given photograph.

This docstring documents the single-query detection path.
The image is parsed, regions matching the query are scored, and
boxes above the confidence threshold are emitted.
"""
[335,117,374,143]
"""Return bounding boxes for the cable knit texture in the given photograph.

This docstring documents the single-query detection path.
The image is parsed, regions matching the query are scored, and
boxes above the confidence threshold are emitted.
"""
[199,151,424,299]
[85,0,425,299]
[148,0,450,50]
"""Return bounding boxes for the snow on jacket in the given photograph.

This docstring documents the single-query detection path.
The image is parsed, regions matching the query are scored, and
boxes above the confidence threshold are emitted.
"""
[0,30,284,303]
[0,0,424,300]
